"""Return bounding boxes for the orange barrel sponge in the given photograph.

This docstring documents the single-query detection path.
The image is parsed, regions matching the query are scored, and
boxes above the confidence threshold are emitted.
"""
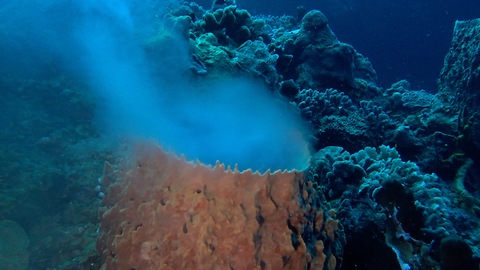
[97,142,339,270]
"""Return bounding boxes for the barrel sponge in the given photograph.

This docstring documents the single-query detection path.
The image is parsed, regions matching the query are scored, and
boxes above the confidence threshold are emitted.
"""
[97,141,339,269]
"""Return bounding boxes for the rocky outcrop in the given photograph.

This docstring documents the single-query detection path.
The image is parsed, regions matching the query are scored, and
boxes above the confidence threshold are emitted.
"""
[438,18,480,159]
[271,10,379,97]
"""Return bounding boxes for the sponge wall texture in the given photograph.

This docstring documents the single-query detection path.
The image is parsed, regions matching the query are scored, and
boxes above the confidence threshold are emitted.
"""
[97,142,339,269]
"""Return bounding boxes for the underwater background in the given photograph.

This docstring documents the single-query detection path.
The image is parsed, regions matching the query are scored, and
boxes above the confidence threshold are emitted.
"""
[0,0,479,269]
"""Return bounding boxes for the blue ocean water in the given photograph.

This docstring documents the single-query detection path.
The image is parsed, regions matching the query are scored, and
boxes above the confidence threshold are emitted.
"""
[0,0,479,269]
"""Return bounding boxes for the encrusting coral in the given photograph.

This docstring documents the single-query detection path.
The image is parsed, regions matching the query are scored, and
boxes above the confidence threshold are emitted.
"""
[97,141,342,269]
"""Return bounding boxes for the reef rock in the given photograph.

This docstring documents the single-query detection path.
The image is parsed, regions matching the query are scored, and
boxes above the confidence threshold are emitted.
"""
[438,18,480,158]
[272,10,378,95]
[97,142,342,270]
[438,19,480,110]
[235,40,279,86]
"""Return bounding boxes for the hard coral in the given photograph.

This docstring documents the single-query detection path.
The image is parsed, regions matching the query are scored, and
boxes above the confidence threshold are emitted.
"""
[97,142,341,269]
[301,10,329,32]
[200,5,253,46]
[270,9,378,91]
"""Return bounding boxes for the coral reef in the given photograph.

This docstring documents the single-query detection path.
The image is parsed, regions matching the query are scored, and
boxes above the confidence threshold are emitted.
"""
[295,88,386,151]
[438,18,480,160]
[438,19,480,111]
[165,4,378,95]
[235,40,280,86]
[96,4,480,269]
[158,4,385,157]
[308,145,480,269]
[3,1,480,269]
[97,142,343,269]
[270,10,379,95]
[183,3,278,84]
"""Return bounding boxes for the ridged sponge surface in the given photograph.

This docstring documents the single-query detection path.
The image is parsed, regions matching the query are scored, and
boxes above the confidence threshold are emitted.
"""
[97,141,338,270]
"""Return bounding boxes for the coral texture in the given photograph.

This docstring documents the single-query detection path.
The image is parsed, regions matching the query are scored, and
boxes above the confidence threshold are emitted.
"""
[97,142,340,269]
[438,18,480,159]
[308,145,480,269]
[271,10,378,93]
[438,19,480,111]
